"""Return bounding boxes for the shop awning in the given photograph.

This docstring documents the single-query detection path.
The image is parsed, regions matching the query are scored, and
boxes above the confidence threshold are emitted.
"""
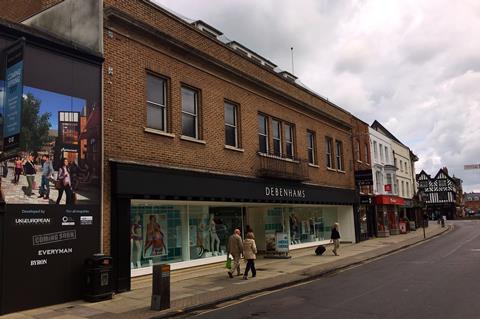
[375,195,405,206]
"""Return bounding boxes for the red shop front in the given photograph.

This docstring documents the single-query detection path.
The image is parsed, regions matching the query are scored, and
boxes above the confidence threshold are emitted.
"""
[374,195,405,237]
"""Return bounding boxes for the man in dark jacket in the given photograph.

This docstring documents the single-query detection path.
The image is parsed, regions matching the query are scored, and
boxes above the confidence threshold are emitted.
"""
[227,228,243,278]
[330,222,341,256]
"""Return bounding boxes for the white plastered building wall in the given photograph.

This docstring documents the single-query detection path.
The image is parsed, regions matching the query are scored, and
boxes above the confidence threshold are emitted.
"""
[369,127,395,196]
[391,141,414,199]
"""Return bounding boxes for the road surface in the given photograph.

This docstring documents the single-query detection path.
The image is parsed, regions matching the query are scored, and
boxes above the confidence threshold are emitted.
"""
[187,220,480,319]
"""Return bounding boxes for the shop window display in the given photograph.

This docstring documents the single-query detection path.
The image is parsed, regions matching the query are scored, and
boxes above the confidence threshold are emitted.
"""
[188,206,242,259]
[286,207,338,245]
[131,202,243,270]
[130,204,186,269]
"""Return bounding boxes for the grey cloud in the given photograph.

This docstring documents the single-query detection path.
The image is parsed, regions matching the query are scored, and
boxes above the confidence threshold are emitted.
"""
[155,0,480,191]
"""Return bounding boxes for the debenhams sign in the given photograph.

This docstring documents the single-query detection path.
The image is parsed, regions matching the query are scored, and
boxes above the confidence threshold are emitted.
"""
[265,186,306,199]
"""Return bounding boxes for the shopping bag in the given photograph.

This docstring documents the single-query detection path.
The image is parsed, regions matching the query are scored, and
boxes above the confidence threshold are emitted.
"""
[225,255,232,269]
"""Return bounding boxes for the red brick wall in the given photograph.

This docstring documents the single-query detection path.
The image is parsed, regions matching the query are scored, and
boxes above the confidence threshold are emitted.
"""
[350,116,372,194]
[100,1,356,253]
[0,0,62,22]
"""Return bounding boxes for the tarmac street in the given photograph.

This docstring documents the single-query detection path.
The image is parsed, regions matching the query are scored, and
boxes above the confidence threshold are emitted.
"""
[187,220,480,319]
[0,221,448,319]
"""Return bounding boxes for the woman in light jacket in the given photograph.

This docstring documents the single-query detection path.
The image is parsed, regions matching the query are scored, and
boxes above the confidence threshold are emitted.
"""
[242,232,257,280]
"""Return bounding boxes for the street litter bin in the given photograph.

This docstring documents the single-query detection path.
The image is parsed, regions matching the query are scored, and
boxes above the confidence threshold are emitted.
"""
[151,264,170,310]
[84,254,113,302]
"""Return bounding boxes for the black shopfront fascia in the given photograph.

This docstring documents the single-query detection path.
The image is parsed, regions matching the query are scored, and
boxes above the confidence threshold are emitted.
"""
[110,161,356,292]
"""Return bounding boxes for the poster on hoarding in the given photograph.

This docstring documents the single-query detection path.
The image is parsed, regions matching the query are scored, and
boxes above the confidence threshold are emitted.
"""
[143,214,168,258]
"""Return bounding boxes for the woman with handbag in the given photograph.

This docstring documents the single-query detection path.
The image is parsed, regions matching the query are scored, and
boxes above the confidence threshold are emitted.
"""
[56,158,73,205]
[242,232,257,280]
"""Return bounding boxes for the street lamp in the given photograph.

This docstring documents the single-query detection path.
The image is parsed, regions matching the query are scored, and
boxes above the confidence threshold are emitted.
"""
[418,190,428,239]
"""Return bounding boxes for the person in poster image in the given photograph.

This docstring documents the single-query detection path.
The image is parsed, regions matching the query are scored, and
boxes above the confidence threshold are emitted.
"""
[56,158,73,205]
[144,215,167,257]
[209,214,220,255]
[38,155,53,200]
[13,156,23,184]
[131,214,143,267]
[23,154,37,197]
[330,222,341,256]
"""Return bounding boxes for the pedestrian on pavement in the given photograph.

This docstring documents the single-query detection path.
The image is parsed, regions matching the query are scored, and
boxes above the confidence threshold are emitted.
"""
[242,231,257,280]
[56,158,73,205]
[38,155,53,200]
[23,154,37,197]
[227,228,243,278]
[330,222,341,256]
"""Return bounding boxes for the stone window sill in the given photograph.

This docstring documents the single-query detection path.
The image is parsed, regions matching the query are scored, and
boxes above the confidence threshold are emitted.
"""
[180,135,206,145]
[144,127,175,138]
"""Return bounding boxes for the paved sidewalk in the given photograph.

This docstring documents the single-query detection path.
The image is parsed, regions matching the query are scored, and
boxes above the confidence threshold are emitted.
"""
[2,223,449,319]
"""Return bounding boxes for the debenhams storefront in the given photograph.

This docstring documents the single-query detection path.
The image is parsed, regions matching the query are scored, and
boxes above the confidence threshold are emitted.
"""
[110,162,356,291]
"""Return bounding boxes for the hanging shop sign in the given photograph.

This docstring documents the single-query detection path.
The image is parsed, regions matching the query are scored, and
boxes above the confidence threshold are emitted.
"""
[355,169,373,186]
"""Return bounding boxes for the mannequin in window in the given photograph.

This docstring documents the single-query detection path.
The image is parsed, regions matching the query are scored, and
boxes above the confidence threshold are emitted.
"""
[131,214,142,267]
[289,214,299,244]
[209,214,220,255]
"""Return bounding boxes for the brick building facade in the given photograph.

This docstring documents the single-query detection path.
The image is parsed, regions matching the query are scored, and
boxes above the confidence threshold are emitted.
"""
[103,2,357,289]
[464,192,480,215]
[1,0,361,295]
[351,117,375,240]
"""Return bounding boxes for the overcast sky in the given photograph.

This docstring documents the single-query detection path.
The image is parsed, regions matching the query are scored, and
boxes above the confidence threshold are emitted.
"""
[155,0,480,192]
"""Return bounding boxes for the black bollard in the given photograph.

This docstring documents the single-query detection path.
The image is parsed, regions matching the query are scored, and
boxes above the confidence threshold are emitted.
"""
[151,264,170,311]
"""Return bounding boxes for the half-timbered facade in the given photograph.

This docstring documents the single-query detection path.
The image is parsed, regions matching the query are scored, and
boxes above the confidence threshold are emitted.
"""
[417,168,459,220]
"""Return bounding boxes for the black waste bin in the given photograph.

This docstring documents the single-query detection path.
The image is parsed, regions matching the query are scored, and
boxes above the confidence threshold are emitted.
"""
[84,254,113,302]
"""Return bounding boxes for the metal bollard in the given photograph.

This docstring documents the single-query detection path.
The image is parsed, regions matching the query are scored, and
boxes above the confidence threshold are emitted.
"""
[151,264,170,311]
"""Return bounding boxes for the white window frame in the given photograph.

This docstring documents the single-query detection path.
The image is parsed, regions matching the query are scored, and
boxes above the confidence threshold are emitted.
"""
[224,101,238,148]
[181,86,199,139]
[146,73,167,132]
[307,130,316,164]
[326,137,334,168]
[335,140,344,171]
[258,114,269,154]
[272,119,282,156]
[284,123,294,159]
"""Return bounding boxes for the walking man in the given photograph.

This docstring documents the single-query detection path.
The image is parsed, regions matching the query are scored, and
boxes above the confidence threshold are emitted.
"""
[39,155,53,200]
[227,228,243,278]
[330,222,341,256]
